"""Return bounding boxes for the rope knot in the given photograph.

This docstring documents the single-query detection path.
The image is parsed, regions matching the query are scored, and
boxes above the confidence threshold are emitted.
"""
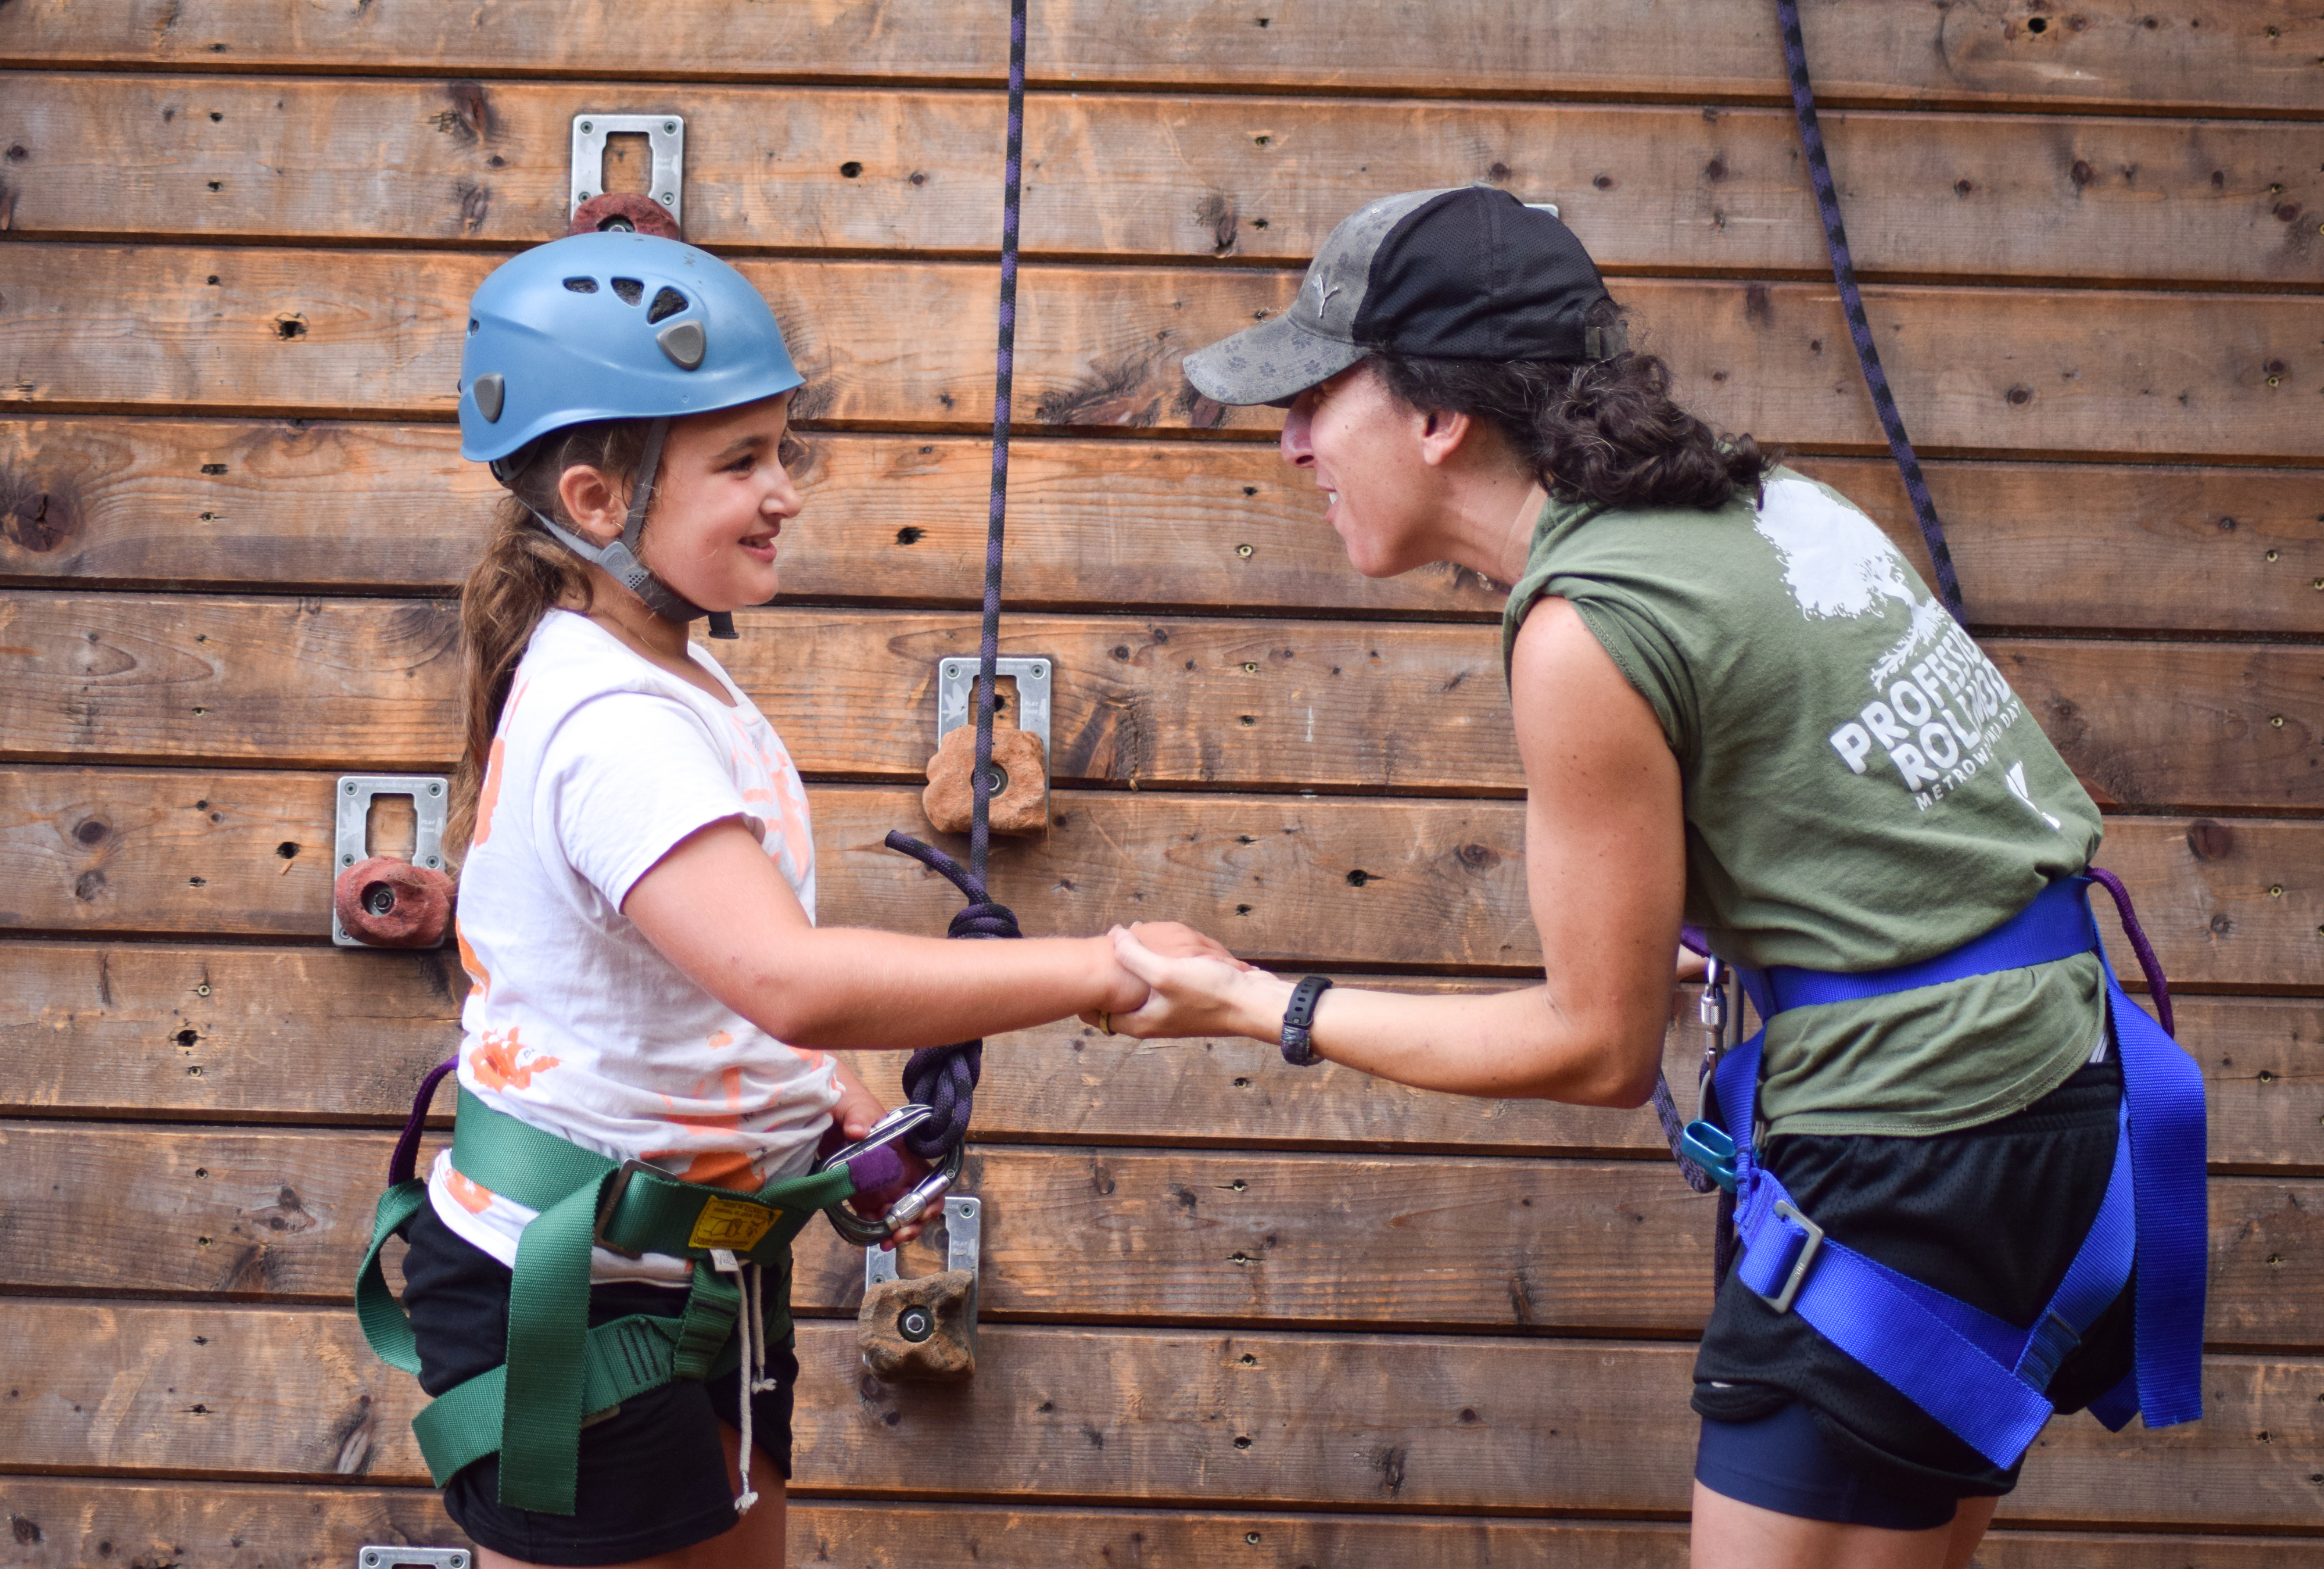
[884,832,1020,1160]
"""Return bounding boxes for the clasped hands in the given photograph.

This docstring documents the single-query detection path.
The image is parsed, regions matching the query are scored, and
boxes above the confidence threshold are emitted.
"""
[1076,920,1280,1043]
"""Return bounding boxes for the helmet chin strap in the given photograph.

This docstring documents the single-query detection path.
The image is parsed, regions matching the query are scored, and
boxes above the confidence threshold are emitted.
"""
[519,417,740,639]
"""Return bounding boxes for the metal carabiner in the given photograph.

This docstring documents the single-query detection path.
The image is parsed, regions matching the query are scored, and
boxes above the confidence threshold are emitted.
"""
[1698,957,1729,1037]
[815,1102,966,1246]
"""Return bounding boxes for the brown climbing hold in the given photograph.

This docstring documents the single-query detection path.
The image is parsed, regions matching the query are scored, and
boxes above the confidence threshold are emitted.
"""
[923,724,1048,836]
[335,855,453,947]
[858,1269,977,1381]
[569,192,680,240]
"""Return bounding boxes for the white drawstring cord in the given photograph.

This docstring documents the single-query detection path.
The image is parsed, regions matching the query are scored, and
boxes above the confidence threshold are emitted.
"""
[712,1251,765,1515]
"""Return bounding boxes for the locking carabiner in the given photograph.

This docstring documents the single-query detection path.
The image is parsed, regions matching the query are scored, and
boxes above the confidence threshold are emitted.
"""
[815,1102,967,1246]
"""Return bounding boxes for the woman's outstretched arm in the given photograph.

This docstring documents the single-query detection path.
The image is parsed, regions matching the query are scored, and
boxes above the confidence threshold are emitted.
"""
[1108,596,1688,1108]
[621,821,1153,1052]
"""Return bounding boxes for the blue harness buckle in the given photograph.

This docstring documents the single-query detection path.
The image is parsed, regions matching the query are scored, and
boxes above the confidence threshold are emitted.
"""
[1678,1120,1740,1194]
[1754,1199,1824,1315]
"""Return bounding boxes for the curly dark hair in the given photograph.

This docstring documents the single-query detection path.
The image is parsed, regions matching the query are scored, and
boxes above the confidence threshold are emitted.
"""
[1370,329,1770,513]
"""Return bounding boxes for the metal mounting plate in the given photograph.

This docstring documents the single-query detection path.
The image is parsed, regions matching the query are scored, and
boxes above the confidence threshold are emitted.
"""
[332,775,450,948]
[936,657,1051,759]
[571,114,685,228]
[358,1550,470,1569]
[865,1194,982,1288]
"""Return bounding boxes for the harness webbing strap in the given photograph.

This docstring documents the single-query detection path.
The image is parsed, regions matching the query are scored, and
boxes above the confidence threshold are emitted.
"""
[2097,926,2207,1430]
[1775,0,1964,625]
[1702,875,2207,1466]
[500,1170,608,1509]
[409,1298,766,1489]
[353,1084,859,1514]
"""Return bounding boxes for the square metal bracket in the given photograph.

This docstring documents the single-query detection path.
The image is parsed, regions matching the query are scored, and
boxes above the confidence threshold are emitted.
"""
[332,775,449,948]
[936,657,1051,758]
[571,113,685,228]
[865,1194,981,1288]
[358,1551,469,1569]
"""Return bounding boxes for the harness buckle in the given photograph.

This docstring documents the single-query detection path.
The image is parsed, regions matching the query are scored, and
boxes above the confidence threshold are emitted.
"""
[1756,1199,1825,1316]
[591,1158,665,1259]
[1678,1120,1740,1194]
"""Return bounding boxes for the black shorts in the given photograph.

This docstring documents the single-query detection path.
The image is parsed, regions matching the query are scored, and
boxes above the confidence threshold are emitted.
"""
[1692,1052,2133,1506]
[399,1204,799,1566]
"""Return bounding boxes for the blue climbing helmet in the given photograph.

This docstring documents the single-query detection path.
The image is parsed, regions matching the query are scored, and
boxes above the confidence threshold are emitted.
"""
[459,230,800,462]
[457,232,802,633]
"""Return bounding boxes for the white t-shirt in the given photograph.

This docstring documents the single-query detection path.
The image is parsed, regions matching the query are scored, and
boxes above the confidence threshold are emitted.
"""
[428,610,840,1284]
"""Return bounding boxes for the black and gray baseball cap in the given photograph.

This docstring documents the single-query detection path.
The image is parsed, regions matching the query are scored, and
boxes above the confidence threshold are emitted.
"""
[1184,185,1626,408]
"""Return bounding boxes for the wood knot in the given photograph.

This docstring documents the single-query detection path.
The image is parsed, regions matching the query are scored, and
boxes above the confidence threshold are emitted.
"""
[2185,819,2233,861]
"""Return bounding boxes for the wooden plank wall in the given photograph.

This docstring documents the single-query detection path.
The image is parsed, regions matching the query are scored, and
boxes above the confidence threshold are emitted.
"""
[3,2,2320,1563]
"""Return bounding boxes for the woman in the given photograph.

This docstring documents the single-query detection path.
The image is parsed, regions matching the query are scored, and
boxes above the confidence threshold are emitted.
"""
[1104,187,2194,1569]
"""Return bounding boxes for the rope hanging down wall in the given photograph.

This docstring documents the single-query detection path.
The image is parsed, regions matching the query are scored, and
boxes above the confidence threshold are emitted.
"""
[1655,2,1980,1205]
[1774,0,1967,626]
[885,0,1032,1163]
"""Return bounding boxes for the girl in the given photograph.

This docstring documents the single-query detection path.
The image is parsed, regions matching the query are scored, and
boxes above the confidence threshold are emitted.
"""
[1104,187,2200,1569]
[392,230,1185,1568]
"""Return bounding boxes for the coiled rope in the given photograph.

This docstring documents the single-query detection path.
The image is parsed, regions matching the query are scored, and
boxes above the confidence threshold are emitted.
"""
[889,0,1031,1162]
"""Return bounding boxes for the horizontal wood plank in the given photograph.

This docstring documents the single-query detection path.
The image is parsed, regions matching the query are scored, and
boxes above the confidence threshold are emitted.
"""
[1,1303,2316,1526]
[1,1,2313,116]
[5,769,2319,986]
[4,1484,2320,1569]
[5,246,2319,460]
[9,76,2321,286]
[3,942,2315,1169]
[4,1122,2314,1344]
[7,592,2318,812]
[6,419,2321,637]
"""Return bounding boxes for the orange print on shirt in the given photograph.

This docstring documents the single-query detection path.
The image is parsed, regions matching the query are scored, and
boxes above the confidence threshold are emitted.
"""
[456,922,491,1002]
[470,678,529,850]
[468,1026,560,1091]
[706,1030,734,1049]
[445,1168,497,1214]
[644,1066,761,1191]
[729,717,813,881]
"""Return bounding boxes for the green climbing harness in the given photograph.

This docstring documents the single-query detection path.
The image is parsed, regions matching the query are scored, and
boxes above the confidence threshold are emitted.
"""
[356,1083,855,1514]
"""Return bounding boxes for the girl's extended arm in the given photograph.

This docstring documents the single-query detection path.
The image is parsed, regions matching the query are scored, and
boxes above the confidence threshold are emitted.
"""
[621,819,1157,1052]
[1108,596,1687,1108]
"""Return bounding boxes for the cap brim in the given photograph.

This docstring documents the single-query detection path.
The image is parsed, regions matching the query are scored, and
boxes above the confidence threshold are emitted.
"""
[1183,313,1367,407]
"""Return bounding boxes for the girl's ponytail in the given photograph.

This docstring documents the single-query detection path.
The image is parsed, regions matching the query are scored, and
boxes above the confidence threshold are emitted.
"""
[449,418,652,857]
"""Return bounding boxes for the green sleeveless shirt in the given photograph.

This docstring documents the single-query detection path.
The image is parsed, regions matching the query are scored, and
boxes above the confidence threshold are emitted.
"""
[1501,468,2105,1137]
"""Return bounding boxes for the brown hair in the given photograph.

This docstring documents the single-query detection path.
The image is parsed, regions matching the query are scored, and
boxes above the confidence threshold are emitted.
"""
[448,418,655,856]
[1370,323,1769,513]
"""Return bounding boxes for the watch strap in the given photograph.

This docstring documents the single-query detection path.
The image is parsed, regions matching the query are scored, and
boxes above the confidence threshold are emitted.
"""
[1280,975,1333,1066]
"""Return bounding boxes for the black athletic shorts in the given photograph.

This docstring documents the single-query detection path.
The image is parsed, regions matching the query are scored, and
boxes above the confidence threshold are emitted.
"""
[1692,1051,2133,1506]
[399,1204,799,1566]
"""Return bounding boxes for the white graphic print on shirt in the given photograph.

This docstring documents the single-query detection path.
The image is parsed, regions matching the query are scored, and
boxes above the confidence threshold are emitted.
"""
[1753,477,2046,821]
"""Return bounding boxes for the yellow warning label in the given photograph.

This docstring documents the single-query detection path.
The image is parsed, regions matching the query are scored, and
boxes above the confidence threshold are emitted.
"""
[689,1197,780,1252]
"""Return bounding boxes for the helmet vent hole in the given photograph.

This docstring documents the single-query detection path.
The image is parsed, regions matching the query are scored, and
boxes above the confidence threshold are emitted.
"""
[647,286,689,324]
[610,277,644,306]
[562,277,599,294]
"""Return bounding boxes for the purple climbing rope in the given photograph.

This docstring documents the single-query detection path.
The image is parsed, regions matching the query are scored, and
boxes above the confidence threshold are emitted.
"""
[2086,865,2175,1037]
[886,0,1031,1163]
[389,1056,460,1188]
[969,0,1028,887]
[1775,0,1966,625]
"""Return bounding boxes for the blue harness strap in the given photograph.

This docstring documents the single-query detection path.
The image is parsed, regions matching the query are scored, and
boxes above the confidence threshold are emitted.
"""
[1684,875,2206,1467]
